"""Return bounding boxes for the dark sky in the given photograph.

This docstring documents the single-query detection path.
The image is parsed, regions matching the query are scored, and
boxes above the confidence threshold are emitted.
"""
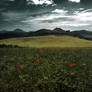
[0,0,92,12]
[0,0,92,31]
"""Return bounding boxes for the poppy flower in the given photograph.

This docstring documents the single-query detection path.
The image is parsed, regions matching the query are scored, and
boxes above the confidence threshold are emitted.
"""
[16,63,20,67]
[32,61,34,63]
[34,57,37,60]
[36,60,39,63]
[70,64,76,67]
[82,64,86,66]
[40,49,44,53]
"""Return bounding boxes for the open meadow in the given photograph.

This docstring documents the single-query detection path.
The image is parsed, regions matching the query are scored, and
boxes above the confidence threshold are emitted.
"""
[0,35,92,48]
[0,36,92,92]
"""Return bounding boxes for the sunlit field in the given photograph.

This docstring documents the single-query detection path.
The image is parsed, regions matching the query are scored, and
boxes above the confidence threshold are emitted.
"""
[0,35,92,47]
[0,36,92,92]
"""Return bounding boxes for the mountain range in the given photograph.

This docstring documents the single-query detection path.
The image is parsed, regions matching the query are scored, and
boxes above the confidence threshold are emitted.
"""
[0,28,92,40]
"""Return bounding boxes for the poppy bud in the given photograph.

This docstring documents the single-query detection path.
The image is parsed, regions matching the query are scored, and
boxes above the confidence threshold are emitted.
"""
[34,57,37,60]
[70,64,76,67]
[36,60,39,63]
[16,63,20,67]
[32,61,34,63]
[82,64,86,66]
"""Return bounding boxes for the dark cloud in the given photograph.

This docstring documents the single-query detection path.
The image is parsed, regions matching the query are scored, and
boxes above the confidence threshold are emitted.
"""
[81,0,92,4]
[0,0,28,12]
[53,0,68,4]
[0,0,92,31]
[13,0,27,9]
[0,0,92,12]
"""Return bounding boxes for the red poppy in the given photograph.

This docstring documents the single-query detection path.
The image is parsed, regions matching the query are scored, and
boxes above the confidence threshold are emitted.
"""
[70,64,76,67]
[40,49,44,53]
[82,64,86,66]
[16,63,20,67]
[32,61,34,63]
[36,60,39,63]
[34,57,37,60]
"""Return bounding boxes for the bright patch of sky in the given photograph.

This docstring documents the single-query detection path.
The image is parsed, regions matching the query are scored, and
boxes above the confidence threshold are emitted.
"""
[9,0,80,5]
[30,0,53,5]
[68,0,80,3]
[52,9,68,14]
[21,8,92,31]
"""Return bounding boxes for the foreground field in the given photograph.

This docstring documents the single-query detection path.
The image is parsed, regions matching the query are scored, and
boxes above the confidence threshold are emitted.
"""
[0,35,92,47]
[0,47,92,92]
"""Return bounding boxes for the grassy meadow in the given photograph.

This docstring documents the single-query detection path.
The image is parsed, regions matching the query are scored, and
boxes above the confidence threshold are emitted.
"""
[0,36,92,92]
[0,35,92,47]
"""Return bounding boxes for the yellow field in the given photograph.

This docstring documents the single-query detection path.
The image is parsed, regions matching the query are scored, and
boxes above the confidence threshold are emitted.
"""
[0,35,92,47]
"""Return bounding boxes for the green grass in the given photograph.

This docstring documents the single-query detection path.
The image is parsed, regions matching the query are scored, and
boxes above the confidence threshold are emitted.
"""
[0,36,92,92]
[0,47,92,92]
[0,35,92,47]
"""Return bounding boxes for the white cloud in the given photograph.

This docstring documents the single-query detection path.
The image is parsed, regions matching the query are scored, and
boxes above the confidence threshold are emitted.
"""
[78,8,84,10]
[30,0,53,5]
[74,9,92,21]
[68,0,80,3]
[49,21,90,27]
[23,9,92,23]
[21,8,92,31]
[52,9,68,14]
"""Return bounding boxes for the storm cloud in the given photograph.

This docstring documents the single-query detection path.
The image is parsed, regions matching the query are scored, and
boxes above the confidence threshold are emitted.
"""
[0,0,92,31]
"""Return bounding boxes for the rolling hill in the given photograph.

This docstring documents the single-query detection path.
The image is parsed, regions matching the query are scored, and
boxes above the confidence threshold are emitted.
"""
[0,28,92,40]
[0,35,92,48]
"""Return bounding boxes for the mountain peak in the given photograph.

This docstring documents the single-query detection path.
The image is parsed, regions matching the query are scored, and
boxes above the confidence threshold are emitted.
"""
[13,29,25,33]
[54,28,66,32]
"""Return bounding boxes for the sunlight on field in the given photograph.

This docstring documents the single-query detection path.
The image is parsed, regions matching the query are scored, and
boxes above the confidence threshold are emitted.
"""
[0,35,92,47]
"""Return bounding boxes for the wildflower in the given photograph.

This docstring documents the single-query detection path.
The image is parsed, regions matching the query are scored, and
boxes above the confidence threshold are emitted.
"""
[16,63,20,67]
[34,57,37,60]
[70,64,76,67]
[40,49,44,53]
[32,61,34,63]
[19,75,23,79]
[44,76,48,80]
[82,64,86,66]
[36,60,39,63]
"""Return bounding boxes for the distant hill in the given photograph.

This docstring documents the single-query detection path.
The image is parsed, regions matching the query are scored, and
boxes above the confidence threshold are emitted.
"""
[13,29,25,33]
[0,35,92,48]
[72,30,92,40]
[0,28,92,40]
